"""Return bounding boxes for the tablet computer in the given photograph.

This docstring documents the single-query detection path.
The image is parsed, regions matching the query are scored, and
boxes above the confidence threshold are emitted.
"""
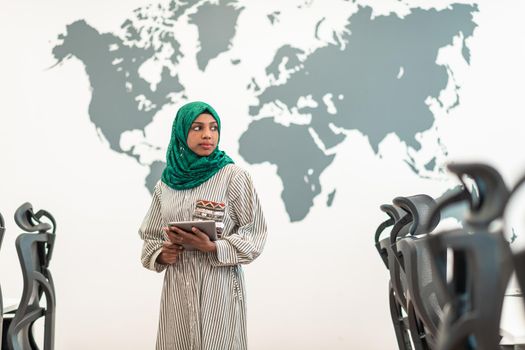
[167,220,217,250]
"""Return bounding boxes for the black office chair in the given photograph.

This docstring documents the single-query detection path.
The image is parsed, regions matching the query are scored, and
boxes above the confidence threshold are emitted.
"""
[394,195,443,350]
[1,211,5,344]
[5,203,56,350]
[375,204,413,350]
[387,196,433,335]
[425,163,512,350]
[382,194,444,350]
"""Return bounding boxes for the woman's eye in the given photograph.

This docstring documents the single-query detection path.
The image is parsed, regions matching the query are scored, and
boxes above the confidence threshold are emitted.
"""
[192,126,201,131]
[211,126,218,131]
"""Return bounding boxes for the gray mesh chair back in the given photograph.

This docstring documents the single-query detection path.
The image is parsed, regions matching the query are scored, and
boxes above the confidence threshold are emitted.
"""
[394,194,442,350]
[6,203,56,350]
[378,204,412,310]
[1,212,5,343]
[387,200,421,321]
[375,204,412,350]
[426,229,511,350]
[425,163,512,350]
[397,238,445,350]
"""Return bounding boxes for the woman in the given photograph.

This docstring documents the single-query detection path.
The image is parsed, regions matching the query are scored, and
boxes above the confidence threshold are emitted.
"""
[139,101,267,350]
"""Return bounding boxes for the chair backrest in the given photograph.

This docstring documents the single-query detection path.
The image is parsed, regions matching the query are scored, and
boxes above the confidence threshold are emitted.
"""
[374,203,414,350]
[426,228,512,350]
[6,203,56,350]
[388,195,440,310]
[397,237,447,349]
[393,194,444,349]
[377,203,413,310]
[425,163,512,350]
[378,196,443,350]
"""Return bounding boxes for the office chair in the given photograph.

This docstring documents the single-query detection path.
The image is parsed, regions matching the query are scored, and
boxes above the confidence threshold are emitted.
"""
[378,200,441,350]
[425,163,512,350]
[375,204,413,350]
[393,194,443,350]
[5,203,56,350]
[387,197,430,323]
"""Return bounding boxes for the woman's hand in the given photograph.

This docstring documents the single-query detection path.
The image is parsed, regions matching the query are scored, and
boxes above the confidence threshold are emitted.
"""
[156,237,184,265]
[166,225,217,253]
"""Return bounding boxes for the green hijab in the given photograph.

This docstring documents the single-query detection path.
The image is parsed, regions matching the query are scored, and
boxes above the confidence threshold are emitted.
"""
[161,101,234,190]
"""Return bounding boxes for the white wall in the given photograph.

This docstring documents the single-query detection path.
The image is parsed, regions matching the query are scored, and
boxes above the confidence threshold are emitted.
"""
[1,0,525,349]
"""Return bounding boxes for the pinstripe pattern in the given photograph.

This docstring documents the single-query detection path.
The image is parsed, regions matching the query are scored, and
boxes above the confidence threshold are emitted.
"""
[139,164,267,350]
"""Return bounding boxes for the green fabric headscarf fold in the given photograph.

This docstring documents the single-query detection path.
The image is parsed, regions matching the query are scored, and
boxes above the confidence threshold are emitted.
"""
[161,101,234,190]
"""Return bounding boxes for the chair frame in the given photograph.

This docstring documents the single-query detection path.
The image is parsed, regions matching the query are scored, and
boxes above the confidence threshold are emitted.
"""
[5,203,56,350]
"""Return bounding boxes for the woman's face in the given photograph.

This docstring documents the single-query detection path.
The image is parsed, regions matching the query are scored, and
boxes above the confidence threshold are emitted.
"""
[186,113,219,156]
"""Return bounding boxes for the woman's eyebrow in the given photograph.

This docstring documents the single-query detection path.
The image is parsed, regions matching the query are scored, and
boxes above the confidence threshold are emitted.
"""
[191,121,218,125]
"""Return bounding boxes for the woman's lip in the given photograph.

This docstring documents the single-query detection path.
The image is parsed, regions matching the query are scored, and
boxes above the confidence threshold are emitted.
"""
[200,144,213,148]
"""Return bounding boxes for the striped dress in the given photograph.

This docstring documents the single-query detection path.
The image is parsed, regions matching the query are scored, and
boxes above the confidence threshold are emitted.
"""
[139,164,268,350]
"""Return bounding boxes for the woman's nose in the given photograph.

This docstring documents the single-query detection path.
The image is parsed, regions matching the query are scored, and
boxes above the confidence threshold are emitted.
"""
[202,128,212,139]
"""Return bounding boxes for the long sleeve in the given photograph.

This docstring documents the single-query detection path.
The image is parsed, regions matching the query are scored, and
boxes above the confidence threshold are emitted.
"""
[139,183,167,273]
[208,169,268,266]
